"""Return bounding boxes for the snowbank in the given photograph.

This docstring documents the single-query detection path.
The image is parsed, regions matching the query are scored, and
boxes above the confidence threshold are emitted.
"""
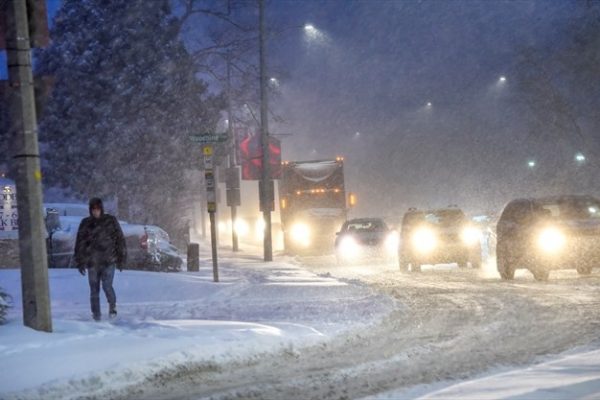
[0,252,395,399]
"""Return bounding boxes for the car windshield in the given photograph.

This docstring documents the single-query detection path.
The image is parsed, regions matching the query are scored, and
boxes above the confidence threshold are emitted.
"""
[424,210,466,226]
[541,198,600,220]
[345,220,387,232]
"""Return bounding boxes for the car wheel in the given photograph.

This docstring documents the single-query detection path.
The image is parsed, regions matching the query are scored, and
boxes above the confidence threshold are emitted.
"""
[576,265,592,275]
[411,261,422,272]
[497,256,515,280]
[531,268,549,281]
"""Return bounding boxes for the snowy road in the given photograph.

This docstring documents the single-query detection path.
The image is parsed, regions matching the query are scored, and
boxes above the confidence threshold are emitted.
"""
[121,258,600,400]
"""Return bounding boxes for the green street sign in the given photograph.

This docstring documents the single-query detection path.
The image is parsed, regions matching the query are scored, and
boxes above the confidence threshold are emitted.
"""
[190,133,228,144]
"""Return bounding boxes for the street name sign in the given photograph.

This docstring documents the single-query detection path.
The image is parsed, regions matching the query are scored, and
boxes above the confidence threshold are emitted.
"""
[190,133,228,144]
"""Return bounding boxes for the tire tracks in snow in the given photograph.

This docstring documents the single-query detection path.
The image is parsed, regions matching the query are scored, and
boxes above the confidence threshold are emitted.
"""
[119,266,600,400]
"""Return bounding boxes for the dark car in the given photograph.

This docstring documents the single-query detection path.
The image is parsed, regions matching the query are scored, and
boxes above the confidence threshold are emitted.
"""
[334,218,398,264]
[496,195,600,281]
[45,213,182,272]
[398,207,482,272]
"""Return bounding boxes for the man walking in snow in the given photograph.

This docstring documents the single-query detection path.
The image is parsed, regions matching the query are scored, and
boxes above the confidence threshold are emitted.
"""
[74,197,127,321]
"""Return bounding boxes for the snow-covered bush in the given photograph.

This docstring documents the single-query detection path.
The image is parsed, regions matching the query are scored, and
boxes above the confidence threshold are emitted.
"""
[0,287,11,324]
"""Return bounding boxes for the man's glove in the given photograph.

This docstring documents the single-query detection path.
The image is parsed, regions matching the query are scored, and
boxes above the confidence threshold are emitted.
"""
[77,266,86,276]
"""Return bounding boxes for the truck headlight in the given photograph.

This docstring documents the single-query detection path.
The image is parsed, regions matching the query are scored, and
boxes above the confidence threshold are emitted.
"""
[290,223,311,247]
[384,231,400,254]
[461,227,481,246]
[537,227,566,253]
[412,227,436,253]
[339,236,360,257]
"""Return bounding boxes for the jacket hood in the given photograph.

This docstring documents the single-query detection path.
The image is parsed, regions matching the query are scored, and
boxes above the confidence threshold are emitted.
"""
[89,197,104,216]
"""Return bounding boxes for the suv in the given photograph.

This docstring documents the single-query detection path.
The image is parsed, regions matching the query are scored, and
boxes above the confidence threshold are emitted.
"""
[398,207,481,272]
[496,195,600,281]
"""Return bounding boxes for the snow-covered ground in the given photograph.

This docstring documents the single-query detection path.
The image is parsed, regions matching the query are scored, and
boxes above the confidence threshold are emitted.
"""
[366,345,600,400]
[0,249,395,399]
[2,246,600,399]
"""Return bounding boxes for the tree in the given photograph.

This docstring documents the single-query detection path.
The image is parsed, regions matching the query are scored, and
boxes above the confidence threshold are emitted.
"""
[35,0,224,233]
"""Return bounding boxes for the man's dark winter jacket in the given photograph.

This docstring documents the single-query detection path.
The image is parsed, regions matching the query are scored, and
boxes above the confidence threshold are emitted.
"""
[74,199,127,268]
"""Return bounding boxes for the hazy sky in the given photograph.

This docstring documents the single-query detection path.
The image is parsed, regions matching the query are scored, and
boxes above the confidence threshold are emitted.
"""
[264,0,592,217]
[1,0,593,218]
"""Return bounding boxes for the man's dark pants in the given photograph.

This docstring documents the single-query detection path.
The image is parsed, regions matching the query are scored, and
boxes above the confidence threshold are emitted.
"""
[88,264,116,319]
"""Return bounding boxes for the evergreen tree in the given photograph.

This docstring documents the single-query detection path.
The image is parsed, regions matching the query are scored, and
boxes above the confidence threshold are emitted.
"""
[35,0,224,231]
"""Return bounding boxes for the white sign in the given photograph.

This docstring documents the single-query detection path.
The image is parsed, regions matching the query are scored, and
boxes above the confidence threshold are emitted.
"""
[0,180,18,233]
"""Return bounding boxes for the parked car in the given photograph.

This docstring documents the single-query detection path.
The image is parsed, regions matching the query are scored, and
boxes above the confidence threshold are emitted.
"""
[44,209,182,272]
[334,218,398,264]
[398,207,482,272]
[496,195,600,281]
[120,223,183,272]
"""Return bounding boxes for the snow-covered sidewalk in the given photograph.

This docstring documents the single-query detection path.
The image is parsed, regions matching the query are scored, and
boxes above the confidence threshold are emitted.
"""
[0,251,395,399]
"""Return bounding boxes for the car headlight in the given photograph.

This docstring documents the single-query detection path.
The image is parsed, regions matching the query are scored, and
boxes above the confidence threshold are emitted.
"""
[290,223,311,247]
[339,236,360,257]
[234,219,250,237]
[384,231,400,254]
[461,227,481,246]
[537,227,566,253]
[412,227,436,253]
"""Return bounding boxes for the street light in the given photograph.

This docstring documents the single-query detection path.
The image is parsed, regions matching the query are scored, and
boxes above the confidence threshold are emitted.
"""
[499,75,507,83]
[304,23,316,32]
[528,160,536,168]
[426,102,433,108]
[269,77,280,89]
[303,23,326,43]
[575,152,586,163]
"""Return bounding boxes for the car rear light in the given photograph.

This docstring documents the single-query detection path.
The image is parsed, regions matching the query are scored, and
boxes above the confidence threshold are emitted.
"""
[140,233,148,250]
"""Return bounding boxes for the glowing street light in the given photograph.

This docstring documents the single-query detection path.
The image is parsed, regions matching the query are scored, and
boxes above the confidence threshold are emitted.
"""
[426,101,432,108]
[303,23,326,42]
[304,23,316,33]
[528,160,536,168]
[575,152,586,163]
[269,77,280,88]
[499,75,507,83]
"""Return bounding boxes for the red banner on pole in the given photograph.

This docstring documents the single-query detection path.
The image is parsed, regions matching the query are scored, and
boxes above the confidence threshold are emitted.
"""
[238,130,281,180]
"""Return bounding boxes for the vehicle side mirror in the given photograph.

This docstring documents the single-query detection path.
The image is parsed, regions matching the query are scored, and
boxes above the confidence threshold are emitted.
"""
[45,208,60,234]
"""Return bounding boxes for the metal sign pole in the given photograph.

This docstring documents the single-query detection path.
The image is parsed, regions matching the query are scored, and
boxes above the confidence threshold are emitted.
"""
[203,144,219,282]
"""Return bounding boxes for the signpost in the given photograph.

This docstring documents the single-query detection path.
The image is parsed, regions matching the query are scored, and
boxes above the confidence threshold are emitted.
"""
[190,133,229,282]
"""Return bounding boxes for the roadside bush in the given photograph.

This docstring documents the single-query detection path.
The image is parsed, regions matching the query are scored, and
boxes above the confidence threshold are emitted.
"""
[0,287,11,324]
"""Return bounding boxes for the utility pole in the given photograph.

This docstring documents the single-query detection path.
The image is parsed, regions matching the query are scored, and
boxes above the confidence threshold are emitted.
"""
[226,54,239,252]
[4,0,52,332]
[259,0,273,261]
